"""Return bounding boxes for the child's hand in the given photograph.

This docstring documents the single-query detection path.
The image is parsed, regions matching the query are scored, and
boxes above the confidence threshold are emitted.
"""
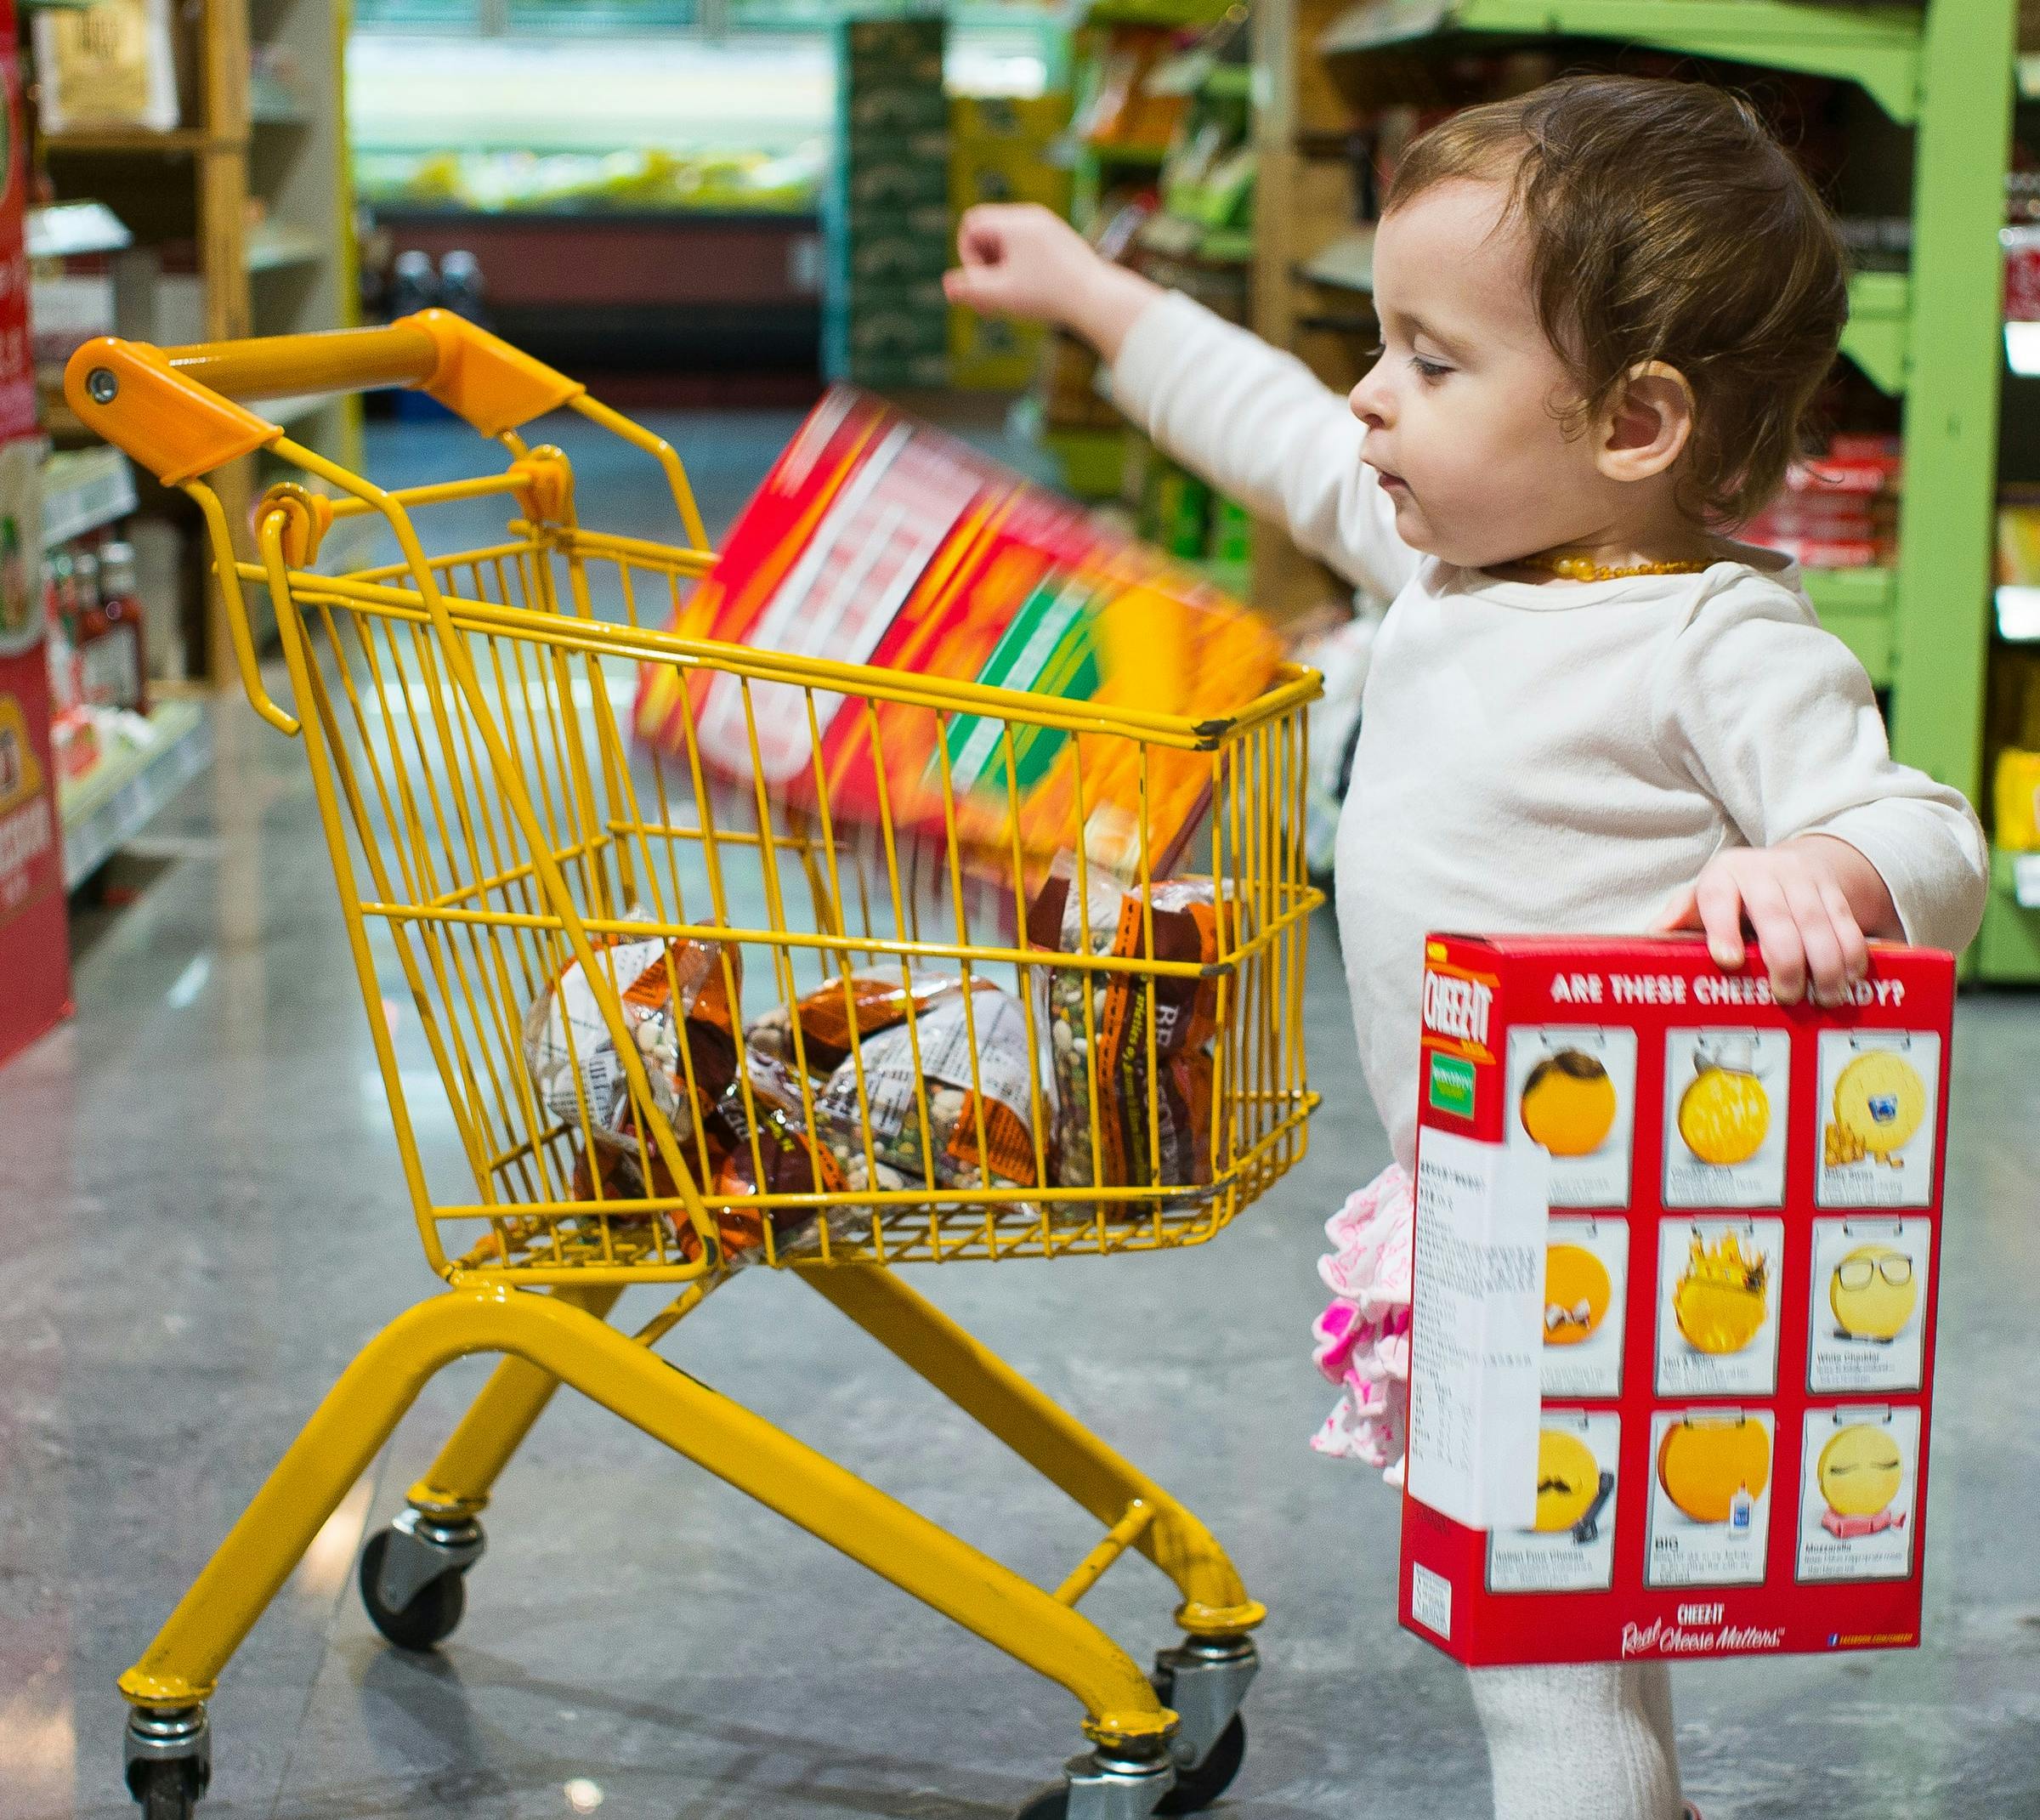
[1652,836,1899,1006]
[944,204,1161,361]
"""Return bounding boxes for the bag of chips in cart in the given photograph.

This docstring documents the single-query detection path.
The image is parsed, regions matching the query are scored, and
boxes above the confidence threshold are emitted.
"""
[1027,869,1227,1201]
[747,970,1041,1197]
[519,910,742,1157]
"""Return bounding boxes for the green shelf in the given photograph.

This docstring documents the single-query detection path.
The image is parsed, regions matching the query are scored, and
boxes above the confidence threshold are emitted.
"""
[1318,2,1925,122]
[1841,270,1909,395]
[1080,141,1171,167]
[1804,566,1896,686]
[1978,849,2040,980]
[1086,0,1236,27]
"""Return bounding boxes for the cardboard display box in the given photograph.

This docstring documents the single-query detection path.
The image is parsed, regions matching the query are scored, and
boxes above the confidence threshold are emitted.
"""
[1400,934,1952,1667]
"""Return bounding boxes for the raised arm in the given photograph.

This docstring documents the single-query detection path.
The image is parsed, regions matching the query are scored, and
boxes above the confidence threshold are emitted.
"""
[948,204,1420,601]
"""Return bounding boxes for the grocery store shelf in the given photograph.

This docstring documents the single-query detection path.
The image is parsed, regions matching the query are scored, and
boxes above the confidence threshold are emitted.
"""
[1998,584,2040,642]
[1840,270,1908,396]
[1978,848,2040,981]
[58,700,212,891]
[1803,565,1895,686]
[42,128,212,156]
[245,224,326,273]
[1297,226,1376,294]
[1086,0,1238,26]
[1080,140,1170,167]
[1318,2,1924,123]
[42,446,136,548]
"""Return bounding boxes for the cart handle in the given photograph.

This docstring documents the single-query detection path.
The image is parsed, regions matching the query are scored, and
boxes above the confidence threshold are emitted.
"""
[63,312,586,485]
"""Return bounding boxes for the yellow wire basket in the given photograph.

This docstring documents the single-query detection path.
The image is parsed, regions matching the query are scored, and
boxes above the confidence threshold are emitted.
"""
[68,315,1321,1820]
[74,315,1320,1290]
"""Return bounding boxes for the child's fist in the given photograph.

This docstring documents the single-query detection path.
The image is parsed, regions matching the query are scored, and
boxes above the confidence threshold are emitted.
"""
[944,204,1101,325]
[944,204,1160,360]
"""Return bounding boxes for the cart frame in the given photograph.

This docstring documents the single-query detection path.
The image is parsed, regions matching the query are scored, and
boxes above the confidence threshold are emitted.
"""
[67,316,1320,1820]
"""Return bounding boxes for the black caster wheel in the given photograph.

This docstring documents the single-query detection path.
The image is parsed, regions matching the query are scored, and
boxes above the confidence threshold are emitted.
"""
[1151,1664,1247,1814]
[127,1757,205,1820]
[359,1527,467,1651]
[1156,1715,1244,1815]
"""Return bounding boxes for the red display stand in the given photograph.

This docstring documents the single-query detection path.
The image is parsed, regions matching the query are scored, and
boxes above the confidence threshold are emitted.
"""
[0,0,71,1067]
[1400,934,1952,1666]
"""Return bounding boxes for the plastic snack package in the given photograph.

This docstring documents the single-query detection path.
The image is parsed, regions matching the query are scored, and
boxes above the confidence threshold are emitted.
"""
[697,1050,845,1262]
[520,910,742,1165]
[808,976,1040,1193]
[1027,868,1227,1197]
[745,969,960,1079]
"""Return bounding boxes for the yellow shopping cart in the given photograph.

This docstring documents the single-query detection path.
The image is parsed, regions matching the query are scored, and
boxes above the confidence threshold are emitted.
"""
[66,315,1321,1820]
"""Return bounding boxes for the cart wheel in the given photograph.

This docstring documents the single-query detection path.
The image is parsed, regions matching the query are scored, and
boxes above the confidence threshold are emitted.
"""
[1150,1661,1247,1814]
[127,1757,203,1820]
[1154,1715,1244,1815]
[1013,1788,1069,1820]
[359,1528,467,1651]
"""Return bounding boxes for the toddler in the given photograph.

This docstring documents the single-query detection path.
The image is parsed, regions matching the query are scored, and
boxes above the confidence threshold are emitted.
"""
[948,75,1987,1820]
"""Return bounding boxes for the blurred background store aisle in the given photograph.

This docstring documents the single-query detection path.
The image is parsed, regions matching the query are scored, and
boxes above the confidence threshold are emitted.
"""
[8,3,2040,1817]
[1,409,2037,1820]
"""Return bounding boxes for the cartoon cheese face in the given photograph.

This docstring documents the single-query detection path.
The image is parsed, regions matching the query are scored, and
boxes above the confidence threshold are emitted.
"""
[1829,1245,1918,1341]
[1828,1051,1926,1166]
[1817,1424,1904,1518]
[1521,1050,1617,1156]
[1674,1230,1769,1355]
[1677,1064,1770,1166]
[1657,1415,1771,1523]
[1544,1243,1611,1347]
[1535,1428,1601,1533]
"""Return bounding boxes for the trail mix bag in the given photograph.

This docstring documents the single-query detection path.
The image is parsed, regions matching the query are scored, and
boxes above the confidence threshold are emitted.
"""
[520,911,740,1151]
[747,970,1040,1195]
[524,914,825,1263]
[1027,870,1227,1198]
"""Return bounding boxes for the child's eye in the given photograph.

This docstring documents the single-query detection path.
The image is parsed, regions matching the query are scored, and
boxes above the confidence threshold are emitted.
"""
[1412,355,1454,383]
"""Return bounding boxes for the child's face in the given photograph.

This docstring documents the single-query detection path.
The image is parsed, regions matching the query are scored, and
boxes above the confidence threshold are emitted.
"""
[1350,178,1619,567]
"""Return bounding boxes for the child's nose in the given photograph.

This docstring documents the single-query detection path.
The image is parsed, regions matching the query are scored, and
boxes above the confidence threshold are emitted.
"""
[1349,372,1389,432]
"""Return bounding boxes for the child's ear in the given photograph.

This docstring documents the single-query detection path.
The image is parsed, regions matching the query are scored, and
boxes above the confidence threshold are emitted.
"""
[1597,361,1696,484]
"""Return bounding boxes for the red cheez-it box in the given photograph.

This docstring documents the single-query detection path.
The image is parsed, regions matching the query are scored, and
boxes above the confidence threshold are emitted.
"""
[1399,933,1953,1667]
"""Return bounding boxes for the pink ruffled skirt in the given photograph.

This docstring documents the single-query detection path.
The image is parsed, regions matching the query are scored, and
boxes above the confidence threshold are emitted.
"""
[1310,1164,1414,1484]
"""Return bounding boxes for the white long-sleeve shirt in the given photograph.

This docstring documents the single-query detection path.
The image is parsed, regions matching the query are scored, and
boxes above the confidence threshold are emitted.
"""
[1113,292,1989,1167]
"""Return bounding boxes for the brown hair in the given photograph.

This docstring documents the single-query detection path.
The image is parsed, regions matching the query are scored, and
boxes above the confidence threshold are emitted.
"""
[1383,74,1849,524]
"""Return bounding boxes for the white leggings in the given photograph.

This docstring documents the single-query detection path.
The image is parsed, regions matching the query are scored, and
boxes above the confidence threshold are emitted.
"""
[1470,1661,1683,1820]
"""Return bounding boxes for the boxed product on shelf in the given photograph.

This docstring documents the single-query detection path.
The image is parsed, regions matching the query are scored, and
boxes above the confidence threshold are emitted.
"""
[1995,749,2040,850]
[841,13,944,87]
[1400,934,1952,1668]
[844,226,953,286]
[1739,436,1901,570]
[828,12,951,389]
[952,94,1071,147]
[951,156,1074,214]
[31,0,180,133]
[843,141,955,213]
[950,308,1041,393]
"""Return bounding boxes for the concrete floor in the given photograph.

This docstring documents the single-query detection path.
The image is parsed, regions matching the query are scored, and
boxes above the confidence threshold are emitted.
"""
[3,406,2037,1820]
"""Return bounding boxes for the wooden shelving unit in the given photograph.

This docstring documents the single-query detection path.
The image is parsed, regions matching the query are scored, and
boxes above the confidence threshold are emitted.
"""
[36,0,360,683]
[1250,0,2032,973]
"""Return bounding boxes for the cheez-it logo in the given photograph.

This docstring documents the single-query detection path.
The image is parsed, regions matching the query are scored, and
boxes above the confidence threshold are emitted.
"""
[1423,966,1496,1057]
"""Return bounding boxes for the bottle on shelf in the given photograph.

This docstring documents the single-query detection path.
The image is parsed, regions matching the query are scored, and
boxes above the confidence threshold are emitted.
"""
[80,539,145,715]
